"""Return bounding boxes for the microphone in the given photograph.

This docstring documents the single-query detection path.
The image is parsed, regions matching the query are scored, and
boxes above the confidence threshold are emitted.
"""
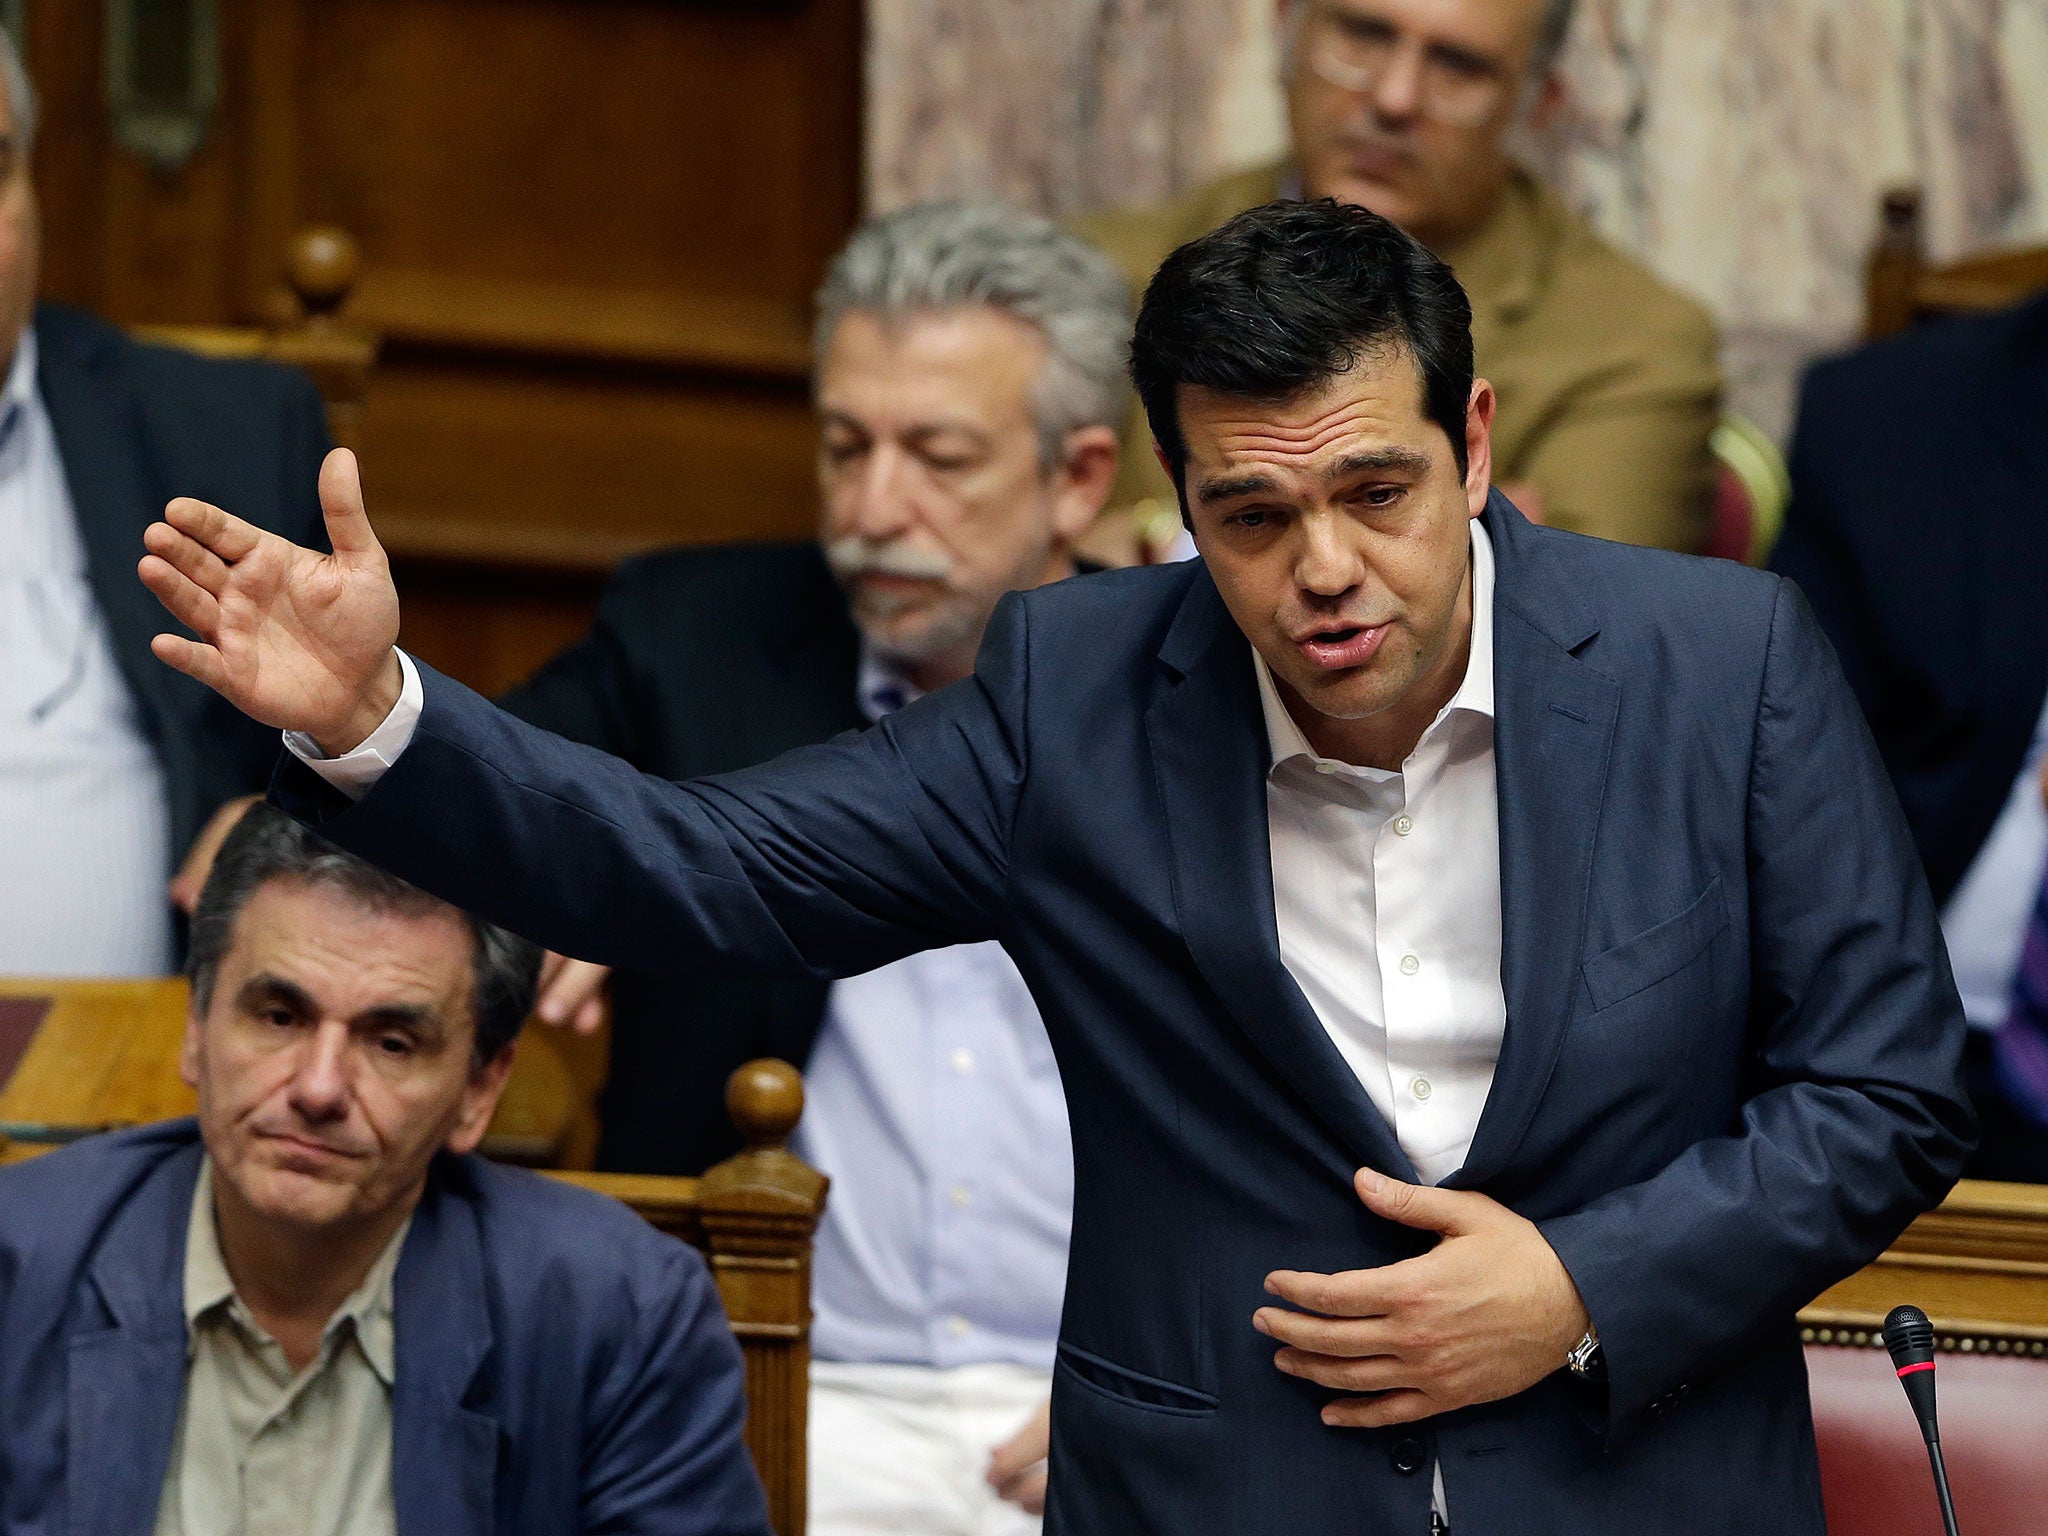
[1883,1304,1960,1536]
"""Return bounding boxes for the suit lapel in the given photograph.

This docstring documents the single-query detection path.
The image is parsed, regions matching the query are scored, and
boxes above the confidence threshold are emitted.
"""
[34,307,175,727]
[1147,570,1415,1178]
[68,1144,203,1536]
[391,1163,498,1536]
[1454,500,1618,1186]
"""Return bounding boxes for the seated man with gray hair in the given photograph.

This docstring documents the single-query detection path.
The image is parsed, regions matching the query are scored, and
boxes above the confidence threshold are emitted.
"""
[0,804,769,1536]
[502,199,1130,1534]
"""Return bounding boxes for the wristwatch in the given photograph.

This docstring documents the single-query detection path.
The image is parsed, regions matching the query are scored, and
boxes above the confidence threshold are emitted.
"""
[1566,1325,1604,1379]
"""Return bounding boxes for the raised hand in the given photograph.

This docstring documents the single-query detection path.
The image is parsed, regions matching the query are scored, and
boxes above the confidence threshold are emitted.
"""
[140,447,404,754]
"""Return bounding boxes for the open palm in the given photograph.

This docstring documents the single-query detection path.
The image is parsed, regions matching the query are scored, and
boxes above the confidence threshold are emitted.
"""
[139,447,403,751]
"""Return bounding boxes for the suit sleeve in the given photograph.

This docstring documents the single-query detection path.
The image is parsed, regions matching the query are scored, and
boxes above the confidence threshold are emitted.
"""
[578,1245,771,1535]
[274,590,1032,978]
[1536,578,1975,1446]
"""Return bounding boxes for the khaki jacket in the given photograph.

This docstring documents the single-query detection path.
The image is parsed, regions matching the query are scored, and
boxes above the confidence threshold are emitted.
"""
[1075,162,1721,553]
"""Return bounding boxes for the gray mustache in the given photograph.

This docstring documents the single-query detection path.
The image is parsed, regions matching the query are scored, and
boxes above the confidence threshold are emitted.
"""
[825,537,955,582]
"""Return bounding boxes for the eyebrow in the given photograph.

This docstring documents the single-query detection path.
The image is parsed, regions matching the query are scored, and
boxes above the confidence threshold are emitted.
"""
[234,973,447,1042]
[819,411,993,448]
[1192,446,1433,507]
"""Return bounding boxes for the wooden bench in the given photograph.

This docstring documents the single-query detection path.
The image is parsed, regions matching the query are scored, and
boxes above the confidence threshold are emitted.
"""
[1865,186,2048,339]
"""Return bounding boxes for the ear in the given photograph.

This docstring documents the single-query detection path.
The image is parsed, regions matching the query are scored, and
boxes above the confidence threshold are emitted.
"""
[179,999,204,1091]
[1048,424,1121,543]
[446,1043,516,1156]
[1526,70,1566,132]
[1463,379,1497,518]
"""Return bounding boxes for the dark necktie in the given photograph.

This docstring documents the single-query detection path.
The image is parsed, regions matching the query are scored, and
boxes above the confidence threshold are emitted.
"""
[1994,853,2048,1128]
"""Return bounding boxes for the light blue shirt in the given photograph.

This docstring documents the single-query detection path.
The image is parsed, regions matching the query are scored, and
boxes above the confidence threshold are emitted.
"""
[792,653,1073,1370]
[1941,690,2048,1028]
[0,327,173,976]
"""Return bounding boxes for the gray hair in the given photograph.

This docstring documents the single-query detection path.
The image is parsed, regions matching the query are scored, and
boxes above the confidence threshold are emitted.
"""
[814,200,1132,471]
[0,26,34,152]
[188,804,542,1069]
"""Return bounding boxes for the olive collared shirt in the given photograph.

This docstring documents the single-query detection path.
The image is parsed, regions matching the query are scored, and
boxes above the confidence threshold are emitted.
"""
[1076,161,1722,555]
[152,1160,411,1536]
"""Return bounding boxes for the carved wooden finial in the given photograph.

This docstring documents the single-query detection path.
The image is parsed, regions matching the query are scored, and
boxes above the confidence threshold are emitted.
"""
[727,1058,805,1149]
[286,226,362,321]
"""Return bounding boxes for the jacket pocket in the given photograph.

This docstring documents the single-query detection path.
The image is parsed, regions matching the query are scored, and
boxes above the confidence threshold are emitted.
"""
[1582,876,1729,1013]
[1055,1341,1220,1417]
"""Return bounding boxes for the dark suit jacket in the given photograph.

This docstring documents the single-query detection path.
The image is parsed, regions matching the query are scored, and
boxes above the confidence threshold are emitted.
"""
[501,543,862,1172]
[1772,294,2048,904]
[0,1120,769,1536]
[35,302,331,864]
[280,495,1973,1534]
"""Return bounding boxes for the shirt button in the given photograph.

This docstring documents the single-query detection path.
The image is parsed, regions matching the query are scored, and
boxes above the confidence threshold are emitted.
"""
[1399,953,1420,975]
[1314,760,1339,775]
[949,1047,975,1075]
[947,1316,970,1338]
[949,1183,973,1207]
[1392,814,1414,836]
[1411,1076,1433,1102]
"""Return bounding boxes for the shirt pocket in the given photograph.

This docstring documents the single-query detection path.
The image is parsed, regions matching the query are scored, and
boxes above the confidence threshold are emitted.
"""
[1581,876,1729,1014]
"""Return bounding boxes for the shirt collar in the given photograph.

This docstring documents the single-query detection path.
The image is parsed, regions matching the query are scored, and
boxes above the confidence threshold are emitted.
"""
[183,1157,411,1386]
[856,647,923,723]
[1254,516,1496,773]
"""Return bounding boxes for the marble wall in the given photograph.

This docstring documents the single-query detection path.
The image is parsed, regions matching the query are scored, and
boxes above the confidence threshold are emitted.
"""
[866,0,2048,439]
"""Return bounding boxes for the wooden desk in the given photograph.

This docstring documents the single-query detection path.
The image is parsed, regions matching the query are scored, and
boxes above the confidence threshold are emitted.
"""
[0,977,600,1168]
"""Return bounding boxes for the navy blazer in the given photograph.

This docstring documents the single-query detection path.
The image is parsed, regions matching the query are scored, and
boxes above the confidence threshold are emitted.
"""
[35,303,333,863]
[1772,294,2048,904]
[280,496,1972,1535]
[0,1121,769,1536]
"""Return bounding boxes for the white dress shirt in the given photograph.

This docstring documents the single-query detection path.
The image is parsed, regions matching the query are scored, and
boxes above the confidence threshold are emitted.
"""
[1257,519,1504,1186]
[0,327,174,976]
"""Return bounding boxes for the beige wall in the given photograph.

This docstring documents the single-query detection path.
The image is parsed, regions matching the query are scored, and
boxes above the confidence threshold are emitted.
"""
[867,0,2048,439]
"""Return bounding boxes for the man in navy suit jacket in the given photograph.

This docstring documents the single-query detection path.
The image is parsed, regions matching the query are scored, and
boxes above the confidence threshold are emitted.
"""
[0,806,767,1536]
[143,202,1972,1534]
[1773,294,2048,1180]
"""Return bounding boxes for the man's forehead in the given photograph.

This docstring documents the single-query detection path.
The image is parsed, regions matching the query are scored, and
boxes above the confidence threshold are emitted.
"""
[1179,357,1436,473]
[1318,0,1545,52]
[222,879,474,1010]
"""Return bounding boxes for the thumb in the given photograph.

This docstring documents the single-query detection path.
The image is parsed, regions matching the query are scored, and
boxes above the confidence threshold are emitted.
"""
[318,447,384,562]
[1353,1166,1478,1236]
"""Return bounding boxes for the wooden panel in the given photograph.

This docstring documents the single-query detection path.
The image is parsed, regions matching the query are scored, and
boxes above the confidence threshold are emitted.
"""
[27,0,861,685]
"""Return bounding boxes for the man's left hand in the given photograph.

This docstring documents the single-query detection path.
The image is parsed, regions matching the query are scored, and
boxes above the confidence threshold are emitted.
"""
[986,1398,1049,1514]
[1254,1168,1590,1428]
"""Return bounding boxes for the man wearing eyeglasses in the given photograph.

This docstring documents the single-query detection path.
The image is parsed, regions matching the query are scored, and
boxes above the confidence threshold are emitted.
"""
[1079,0,1719,559]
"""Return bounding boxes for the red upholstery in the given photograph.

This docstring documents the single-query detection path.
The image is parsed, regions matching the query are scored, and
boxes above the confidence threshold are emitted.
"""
[1807,1343,2048,1533]
[1704,455,1756,564]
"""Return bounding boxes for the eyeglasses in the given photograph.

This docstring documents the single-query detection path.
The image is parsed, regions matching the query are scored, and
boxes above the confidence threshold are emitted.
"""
[1298,3,1517,128]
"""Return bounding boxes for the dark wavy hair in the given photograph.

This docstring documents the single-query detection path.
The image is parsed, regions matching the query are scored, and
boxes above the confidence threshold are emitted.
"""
[188,803,541,1069]
[1129,198,1475,504]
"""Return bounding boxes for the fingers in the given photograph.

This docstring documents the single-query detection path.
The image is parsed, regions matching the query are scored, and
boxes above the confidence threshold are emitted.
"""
[992,1462,1047,1514]
[143,519,233,597]
[164,496,265,563]
[139,553,223,638]
[1263,1267,1395,1319]
[1353,1166,1483,1236]
[535,957,613,1031]
[986,1401,1051,1514]
[149,632,229,692]
[318,447,385,561]
[1254,1304,1395,1357]
[1272,1346,1409,1394]
[1318,1389,1435,1430]
[168,795,263,916]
